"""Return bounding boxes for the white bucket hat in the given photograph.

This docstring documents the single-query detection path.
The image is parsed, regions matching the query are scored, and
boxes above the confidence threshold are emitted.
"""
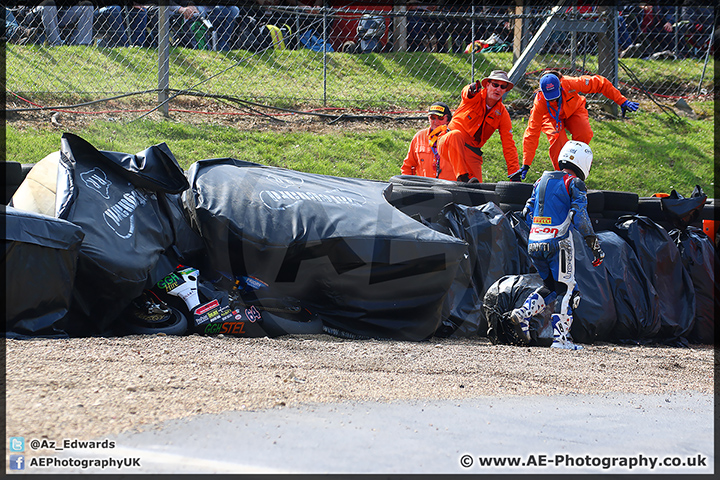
[481,70,514,92]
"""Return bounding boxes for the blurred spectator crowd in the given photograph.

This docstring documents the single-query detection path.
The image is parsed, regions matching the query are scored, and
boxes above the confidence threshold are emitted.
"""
[4,2,715,60]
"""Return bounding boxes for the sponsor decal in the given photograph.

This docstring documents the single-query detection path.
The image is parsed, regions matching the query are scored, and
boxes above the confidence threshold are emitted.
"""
[203,321,246,335]
[559,238,574,279]
[258,173,368,211]
[260,188,367,210]
[157,272,181,291]
[245,305,262,323]
[236,275,268,292]
[80,167,111,199]
[175,288,196,304]
[533,216,552,225]
[195,299,220,316]
[194,298,237,327]
[266,173,304,189]
[102,189,148,239]
[530,225,560,237]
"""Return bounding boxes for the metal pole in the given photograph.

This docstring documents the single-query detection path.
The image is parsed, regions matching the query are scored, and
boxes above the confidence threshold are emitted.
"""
[613,5,619,86]
[471,5,475,81]
[158,1,170,117]
[323,3,327,107]
[570,6,577,68]
[673,6,679,57]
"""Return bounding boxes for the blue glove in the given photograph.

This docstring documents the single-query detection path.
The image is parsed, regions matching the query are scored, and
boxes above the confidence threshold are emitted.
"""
[621,100,639,117]
[520,165,530,180]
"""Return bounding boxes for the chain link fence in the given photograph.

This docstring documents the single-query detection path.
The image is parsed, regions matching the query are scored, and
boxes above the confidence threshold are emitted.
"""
[5,2,715,114]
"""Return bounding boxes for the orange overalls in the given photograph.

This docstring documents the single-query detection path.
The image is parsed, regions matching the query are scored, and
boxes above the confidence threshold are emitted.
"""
[522,75,629,170]
[437,84,520,182]
[401,127,457,181]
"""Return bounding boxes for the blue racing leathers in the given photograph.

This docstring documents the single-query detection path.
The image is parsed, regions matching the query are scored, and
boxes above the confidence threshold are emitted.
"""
[522,170,595,315]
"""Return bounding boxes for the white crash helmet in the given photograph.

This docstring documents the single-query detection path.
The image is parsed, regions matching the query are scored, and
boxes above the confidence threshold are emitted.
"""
[558,140,593,181]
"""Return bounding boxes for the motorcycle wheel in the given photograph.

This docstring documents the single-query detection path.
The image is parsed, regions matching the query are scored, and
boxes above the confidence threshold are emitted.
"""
[123,305,188,336]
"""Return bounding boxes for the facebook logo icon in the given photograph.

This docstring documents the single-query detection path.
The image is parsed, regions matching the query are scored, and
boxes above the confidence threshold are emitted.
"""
[9,455,25,470]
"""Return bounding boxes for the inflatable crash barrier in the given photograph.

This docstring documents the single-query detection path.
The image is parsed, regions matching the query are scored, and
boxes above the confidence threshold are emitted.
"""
[390,178,716,346]
[3,207,85,338]
[3,139,716,345]
[182,158,468,341]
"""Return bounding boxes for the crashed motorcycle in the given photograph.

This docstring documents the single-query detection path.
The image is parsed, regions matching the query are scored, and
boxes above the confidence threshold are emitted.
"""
[120,265,323,337]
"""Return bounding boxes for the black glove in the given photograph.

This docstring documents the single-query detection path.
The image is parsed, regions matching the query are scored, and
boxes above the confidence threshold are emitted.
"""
[456,173,470,182]
[508,169,522,182]
[467,80,481,98]
[520,165,530,180]
[585,235,605,267]
[521,205,531,220]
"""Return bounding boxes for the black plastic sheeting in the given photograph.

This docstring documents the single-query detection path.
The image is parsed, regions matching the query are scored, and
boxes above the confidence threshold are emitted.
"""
[5,134,715,345]
[418,215,483,338]
[3,206,85,338]
[505,210,535,275]
[483,212,710,347]
[431,202,522,337]
[614,215,695,347]
[661,185,707,230]
[484,273,555,346]
[670,226,717,344]
[182,158,468,341]
[568,228,617,344]
[597,231,661,344]
[55,133,191,336]
[481,228,616,346]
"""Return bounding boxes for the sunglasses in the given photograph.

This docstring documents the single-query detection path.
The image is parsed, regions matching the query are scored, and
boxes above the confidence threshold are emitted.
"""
[490,82,509,90]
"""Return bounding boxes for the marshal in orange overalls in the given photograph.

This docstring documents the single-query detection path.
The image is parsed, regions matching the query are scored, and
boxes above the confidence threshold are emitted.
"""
[522,74,629,170]
[437,84,520,182]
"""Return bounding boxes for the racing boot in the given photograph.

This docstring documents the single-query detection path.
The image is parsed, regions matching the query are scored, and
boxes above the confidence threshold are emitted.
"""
[550,313,583,350]
[509,290,547,344]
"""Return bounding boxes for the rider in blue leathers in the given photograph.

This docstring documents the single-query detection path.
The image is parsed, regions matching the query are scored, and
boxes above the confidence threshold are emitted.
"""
[510,141,604,350]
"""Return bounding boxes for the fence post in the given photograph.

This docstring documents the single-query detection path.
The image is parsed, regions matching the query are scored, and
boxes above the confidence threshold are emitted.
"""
[323,3,327,107]
[512,2,523,64]
[570,5,577,68]
[613,5,619,87]
[393,1,407,52]
[673,6,680,57]
[157,1,170,117]
[597,6,617,116]
[470,5,475,81]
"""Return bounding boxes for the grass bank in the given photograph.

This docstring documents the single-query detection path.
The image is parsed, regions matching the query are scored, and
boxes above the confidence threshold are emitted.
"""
[5,108,715,199]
